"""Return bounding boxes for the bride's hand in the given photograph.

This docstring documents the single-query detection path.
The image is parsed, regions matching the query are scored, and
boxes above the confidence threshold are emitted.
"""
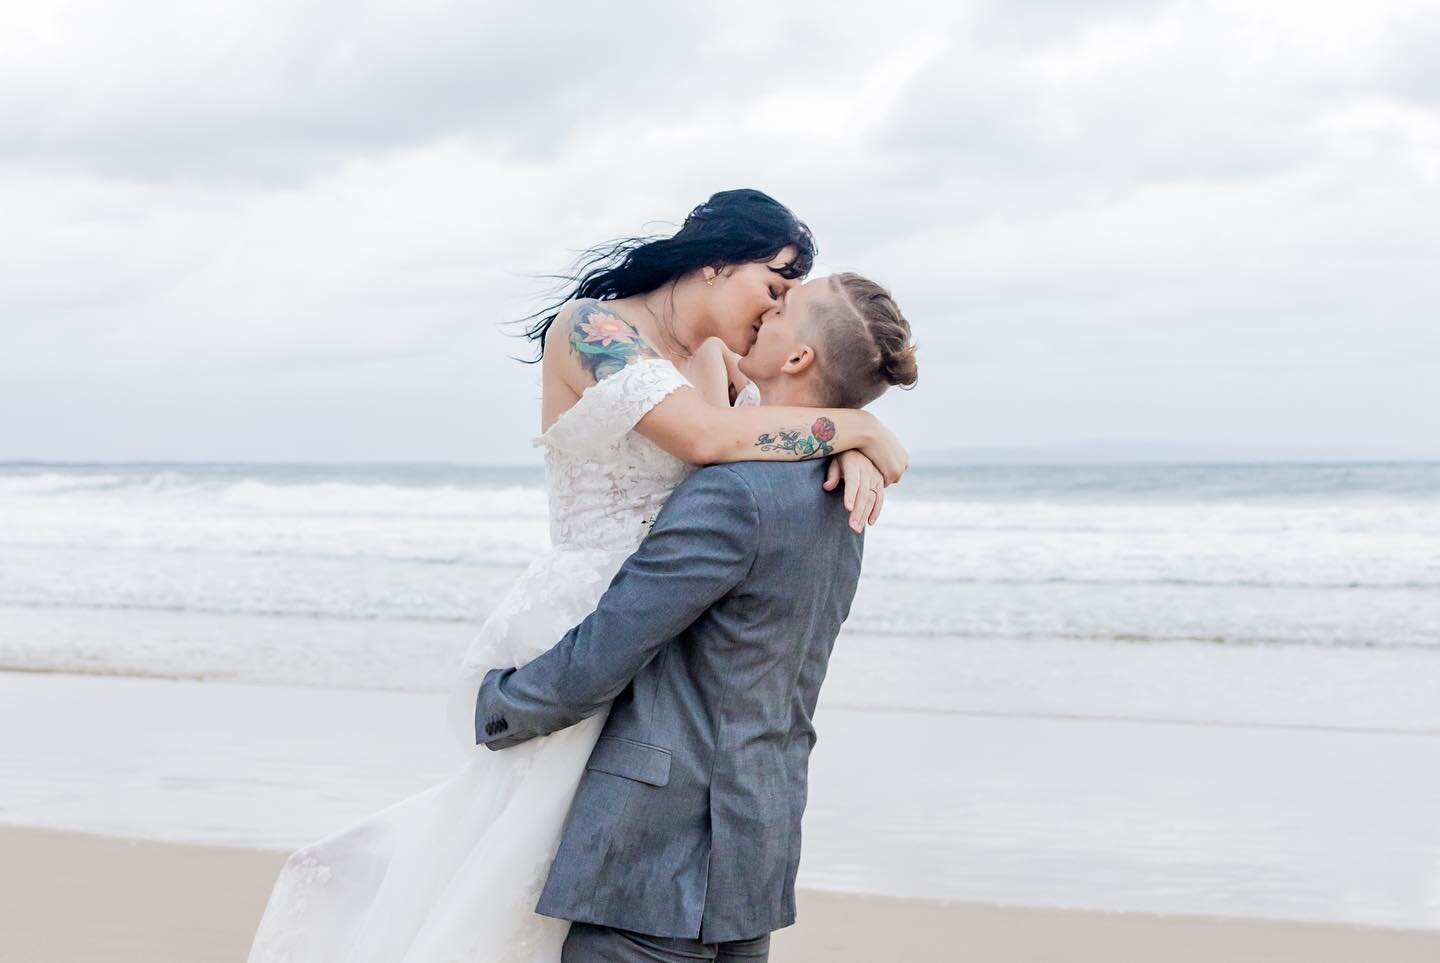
[858,412,908,487]
[823,450,888,533]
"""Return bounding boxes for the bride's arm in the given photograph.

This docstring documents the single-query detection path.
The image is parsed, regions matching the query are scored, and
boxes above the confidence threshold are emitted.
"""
[636,389,907,485]
[714,342,889,531]
[549,301,908,485]
[718,341,751,406]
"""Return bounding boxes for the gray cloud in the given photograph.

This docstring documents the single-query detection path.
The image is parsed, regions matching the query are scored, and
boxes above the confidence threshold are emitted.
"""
[1384,8,1440,107]
[0,3,908,187]
[969,0,1173,46]
[880,12,1325,188]
[3,0,1438,462]
[2,3,706,184]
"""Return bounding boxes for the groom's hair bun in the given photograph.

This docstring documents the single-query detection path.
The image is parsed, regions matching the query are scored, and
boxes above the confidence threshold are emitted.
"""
[812,273,919,408]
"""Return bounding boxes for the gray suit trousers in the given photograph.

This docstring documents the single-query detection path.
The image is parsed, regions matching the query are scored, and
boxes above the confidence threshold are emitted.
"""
[562,922,770,962]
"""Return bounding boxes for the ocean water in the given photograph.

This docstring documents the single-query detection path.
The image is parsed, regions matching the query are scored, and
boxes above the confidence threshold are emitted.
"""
[3,461,1439,928]
[3,461,1439,685]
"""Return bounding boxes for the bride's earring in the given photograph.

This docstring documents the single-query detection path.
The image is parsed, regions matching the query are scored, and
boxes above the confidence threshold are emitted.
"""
[704,267,717,286]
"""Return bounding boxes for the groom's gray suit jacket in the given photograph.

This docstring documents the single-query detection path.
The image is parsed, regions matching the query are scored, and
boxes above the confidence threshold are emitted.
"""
[473,459,863,943]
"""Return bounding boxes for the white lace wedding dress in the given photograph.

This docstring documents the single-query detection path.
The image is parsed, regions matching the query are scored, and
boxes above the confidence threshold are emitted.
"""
[247,358,712,963]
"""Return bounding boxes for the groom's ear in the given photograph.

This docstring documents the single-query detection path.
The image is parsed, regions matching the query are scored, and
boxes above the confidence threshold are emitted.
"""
[781,344,817,376]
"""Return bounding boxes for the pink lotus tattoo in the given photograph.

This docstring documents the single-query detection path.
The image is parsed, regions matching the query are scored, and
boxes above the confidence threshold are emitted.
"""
[579,313,638,347]
[569,303,657,382]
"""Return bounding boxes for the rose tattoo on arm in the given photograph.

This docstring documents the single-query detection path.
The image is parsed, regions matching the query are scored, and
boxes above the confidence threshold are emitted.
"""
[755,417,837,459]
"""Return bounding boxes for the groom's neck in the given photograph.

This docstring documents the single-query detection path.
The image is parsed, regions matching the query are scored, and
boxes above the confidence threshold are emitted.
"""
[752,374,821,409]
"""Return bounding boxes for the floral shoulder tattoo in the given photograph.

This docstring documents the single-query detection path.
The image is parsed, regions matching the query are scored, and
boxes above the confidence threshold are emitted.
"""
[567,301,660,382]
[755,417,838,459]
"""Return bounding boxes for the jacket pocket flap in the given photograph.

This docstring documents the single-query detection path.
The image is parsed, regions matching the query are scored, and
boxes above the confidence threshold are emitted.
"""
[585,736,672,787]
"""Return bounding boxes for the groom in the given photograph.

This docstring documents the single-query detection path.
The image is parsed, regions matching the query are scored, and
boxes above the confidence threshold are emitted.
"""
[474,273,917,962]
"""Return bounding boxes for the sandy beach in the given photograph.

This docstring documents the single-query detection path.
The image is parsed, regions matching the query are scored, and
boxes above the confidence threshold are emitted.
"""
[2,825,1437,963]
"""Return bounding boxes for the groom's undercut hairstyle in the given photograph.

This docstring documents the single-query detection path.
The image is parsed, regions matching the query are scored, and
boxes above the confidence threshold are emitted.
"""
[808,273,919,409]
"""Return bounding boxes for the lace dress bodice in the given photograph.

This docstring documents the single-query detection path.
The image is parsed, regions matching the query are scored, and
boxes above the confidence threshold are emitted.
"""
[532,358,698,552]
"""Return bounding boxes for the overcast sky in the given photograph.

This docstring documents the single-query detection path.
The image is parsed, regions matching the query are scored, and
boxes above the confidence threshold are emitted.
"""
[3,0,1437,464]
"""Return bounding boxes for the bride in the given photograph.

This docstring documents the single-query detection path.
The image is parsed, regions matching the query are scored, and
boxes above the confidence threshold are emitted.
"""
[246,189,908,962]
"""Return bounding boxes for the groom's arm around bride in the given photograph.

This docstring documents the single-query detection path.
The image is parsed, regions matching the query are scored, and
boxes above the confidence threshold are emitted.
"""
[474,462,767,750]
[473,457,864,949]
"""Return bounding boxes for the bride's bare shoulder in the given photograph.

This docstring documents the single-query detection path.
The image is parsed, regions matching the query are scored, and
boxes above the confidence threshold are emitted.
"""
[544,298,662,390]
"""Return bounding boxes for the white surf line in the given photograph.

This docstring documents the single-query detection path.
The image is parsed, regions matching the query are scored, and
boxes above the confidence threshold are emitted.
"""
[821,702,1440,737]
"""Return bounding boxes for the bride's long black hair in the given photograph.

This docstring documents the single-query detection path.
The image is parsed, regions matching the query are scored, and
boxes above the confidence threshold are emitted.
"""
[518,188,817,359]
